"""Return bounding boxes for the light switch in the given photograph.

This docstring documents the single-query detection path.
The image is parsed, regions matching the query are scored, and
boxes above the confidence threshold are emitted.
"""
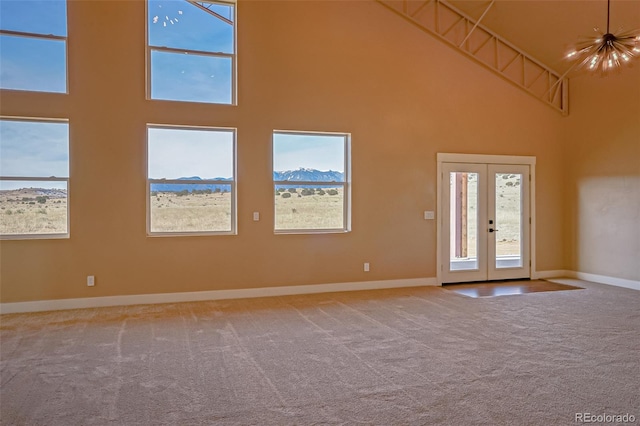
[253,212,260,221]
[424,211,435,220]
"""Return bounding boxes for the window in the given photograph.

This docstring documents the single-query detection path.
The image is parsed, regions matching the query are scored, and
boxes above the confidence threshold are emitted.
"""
[0,0,67,93]
[273,131,350,233]
[147,0,236,104]
[0,118,70,239]
[147,125,236,235]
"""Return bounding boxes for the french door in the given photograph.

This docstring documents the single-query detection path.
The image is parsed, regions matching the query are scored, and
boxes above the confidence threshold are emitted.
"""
[440,162,530,283]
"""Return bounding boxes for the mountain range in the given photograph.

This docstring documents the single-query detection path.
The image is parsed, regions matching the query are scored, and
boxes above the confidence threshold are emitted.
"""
[273,168,343,183]
[150,168,344,193]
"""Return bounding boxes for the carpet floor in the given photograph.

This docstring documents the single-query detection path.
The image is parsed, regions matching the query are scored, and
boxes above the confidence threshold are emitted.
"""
[1,279,639,425]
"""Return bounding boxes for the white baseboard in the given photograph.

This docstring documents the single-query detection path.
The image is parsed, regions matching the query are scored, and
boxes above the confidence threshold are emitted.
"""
[0,277,437,315]
[568,271,640,291]
[537,269,640,291]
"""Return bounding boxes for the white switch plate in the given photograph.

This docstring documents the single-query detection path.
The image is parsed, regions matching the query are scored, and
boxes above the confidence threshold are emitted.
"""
[364,262,370,272]
[87,275,95,287]
[253,212,260,221]
[424,211,435,220]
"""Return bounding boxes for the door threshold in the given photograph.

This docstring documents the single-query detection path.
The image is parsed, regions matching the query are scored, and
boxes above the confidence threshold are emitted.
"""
[442,279,583,298]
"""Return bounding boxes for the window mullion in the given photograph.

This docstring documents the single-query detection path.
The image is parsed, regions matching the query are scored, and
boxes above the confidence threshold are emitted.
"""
[0,29,67,42]
[0,176,68,182]
[149,45,233,58]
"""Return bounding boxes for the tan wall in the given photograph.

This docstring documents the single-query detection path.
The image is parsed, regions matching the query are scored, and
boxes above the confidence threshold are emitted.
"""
[0,0,566,303]
[564,66,640,281]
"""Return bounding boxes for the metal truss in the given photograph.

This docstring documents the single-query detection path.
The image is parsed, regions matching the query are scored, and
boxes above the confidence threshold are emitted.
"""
[188,1,233,25]
[377,0,569,115]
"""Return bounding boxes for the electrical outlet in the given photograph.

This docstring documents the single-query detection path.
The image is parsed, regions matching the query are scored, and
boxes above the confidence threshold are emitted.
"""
[253,212,260,221]
[87,275,95,287]
[364,262,370,272]
[424,210,435,220]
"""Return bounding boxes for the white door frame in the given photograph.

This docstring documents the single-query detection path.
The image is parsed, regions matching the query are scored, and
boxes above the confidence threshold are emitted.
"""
[436,153,537,285]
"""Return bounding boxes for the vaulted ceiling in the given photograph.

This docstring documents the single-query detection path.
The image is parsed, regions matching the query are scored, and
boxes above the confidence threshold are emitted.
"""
[448,0,640,74]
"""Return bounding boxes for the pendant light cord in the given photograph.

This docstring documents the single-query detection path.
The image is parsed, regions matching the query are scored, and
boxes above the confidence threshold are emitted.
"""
[606,0,610,34]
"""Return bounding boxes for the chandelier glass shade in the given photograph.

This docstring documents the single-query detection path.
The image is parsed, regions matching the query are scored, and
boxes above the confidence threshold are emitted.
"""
[566,0,640,74]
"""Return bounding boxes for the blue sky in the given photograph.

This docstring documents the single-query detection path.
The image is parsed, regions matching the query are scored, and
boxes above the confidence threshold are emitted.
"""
[0,119,69,190]
[148,127,234,179]
[148,0,234,104]
[1,1,344,188]
[0,0,234,100]
[0,0,67,92]
[273,133,346,173]
[0,0,67,35]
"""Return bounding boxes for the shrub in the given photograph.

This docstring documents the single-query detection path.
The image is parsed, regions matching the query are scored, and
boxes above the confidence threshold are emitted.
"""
[151,191,158,197]
[176,189,189,196]
[29,202,36,205]
[5,210,12,215]
[288,188,297,193]
[327,189,338,196]
[281,192,292,198]
[37,209,47,215]
[36,196,48,204]
[301,188,314,196]
[317,189,325,195]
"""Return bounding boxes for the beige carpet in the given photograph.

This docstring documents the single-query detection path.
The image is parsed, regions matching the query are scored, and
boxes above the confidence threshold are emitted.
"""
[1,279,639,425]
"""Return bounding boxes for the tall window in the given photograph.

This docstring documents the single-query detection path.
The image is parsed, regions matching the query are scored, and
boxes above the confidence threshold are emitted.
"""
[273,131,351,233]
[147,125,236,235]
[0,0,67,93]
[147,0,236,104]
[0,118,70,239]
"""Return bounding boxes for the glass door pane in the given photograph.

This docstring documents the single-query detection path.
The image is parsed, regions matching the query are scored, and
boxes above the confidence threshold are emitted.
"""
[494,172,523,268]
[449,172,479,271]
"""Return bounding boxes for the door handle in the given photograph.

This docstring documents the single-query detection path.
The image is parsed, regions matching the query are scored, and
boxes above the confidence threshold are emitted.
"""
[489,228,499,233]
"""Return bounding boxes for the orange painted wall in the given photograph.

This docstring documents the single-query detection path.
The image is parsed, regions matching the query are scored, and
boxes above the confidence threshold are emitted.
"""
[0,0,566,303]
[564,66,640,282]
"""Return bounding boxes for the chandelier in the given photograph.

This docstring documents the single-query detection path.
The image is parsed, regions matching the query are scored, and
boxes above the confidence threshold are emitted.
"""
[566,0,640,74]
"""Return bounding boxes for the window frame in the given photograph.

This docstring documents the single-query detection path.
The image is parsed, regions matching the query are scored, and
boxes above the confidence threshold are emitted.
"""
[0,117,70,240]
[272,130,351,235]
[145,0,237,105]
[146,124,237,237]
[0,2,69,94]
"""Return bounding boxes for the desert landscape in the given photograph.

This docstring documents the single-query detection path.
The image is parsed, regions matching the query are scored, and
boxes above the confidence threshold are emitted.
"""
[148,185,345,233]
[1,176,520,244]
[456,172,523,259]
[0,188,68,235]
[149,189,232,233]
[274,186,344,230]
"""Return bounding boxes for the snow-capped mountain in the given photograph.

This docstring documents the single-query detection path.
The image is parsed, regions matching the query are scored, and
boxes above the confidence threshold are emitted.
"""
[273,168,344,182]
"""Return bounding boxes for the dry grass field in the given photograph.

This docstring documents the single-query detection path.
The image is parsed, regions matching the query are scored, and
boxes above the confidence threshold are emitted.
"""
[2,180,520,244]
[0,188,68,235]
[150,191,232,233]
[275,186,344,230]
[150,187,344,232]
[462,173,523,258]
